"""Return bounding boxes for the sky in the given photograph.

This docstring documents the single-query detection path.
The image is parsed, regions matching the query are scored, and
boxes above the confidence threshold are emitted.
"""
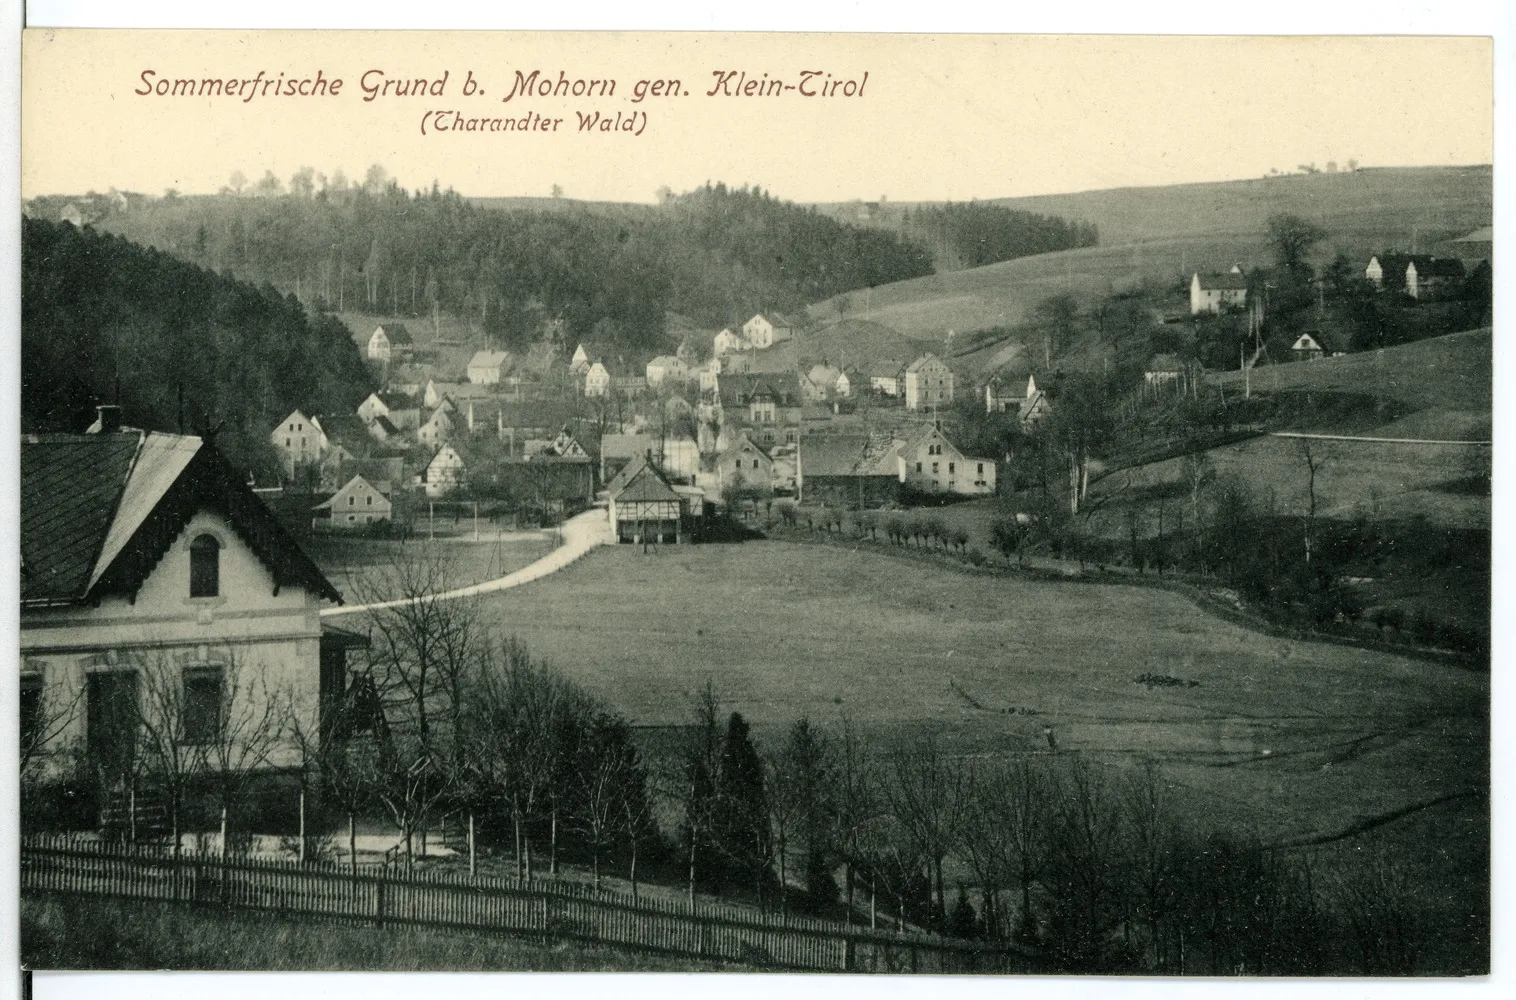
[20,31,1493,205]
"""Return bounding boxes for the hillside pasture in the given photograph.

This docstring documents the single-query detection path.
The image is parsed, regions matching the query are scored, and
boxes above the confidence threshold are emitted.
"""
[806,167,1492,353]
[306,532,558,601]
[479,542,1485,854]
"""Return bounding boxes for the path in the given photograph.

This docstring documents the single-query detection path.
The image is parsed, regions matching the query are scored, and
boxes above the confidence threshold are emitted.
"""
[321,507,614,619]
[1268,431,1491,446]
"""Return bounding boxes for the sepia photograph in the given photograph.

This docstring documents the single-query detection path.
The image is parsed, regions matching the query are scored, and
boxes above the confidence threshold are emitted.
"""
[9,19,1497,985]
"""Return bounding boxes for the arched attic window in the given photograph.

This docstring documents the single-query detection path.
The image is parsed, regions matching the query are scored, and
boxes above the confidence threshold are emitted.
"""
[189,534,221,598]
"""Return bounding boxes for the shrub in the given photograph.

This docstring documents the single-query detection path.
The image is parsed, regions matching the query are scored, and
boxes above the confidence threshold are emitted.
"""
[966,547,987,567]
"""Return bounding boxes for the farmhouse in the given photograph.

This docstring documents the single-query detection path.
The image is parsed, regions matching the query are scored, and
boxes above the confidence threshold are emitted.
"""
[1290,330,1347,361]
[742,312,797,350]
[896,424,996,496]
[797,433,902,509]
[367,323,414,363]
[646,355,689,388]
[466,350,513,385]
[420,445,466,498]
[713,328,746,356]
[1189,268,1249,314]
[312,474,391,532]
[583,361,612,398]
[269,408,328,478]
[805,364,844,402]
[903,354,955,411]
[1365,254,1465,299]
[868,360,906,397]
[358,391,420,432]
[417,405,456,448]
[605,454,693,545]
[709,433,774,495]
[19,409,346,800]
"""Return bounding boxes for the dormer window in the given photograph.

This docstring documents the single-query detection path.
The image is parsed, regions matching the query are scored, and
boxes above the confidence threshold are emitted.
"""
[189,534,220,598]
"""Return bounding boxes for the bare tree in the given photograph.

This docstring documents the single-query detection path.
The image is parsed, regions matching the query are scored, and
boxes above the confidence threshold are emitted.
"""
[885,736,968,926]
[1296,439,1325,564]
[132,651,205,855]
[20,678,83,783]
[831,714,879,924]
[199,650,286,859]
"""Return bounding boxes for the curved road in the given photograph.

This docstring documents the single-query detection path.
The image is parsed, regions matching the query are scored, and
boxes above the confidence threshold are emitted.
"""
[321,507,614,619]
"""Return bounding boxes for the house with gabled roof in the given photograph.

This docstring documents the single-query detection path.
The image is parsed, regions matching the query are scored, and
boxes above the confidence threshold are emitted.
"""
[467,350,513,385]
[1290,330,1347,361]
[419,445,466,498]
[367,323,414,362]
[646,355,689,389]
[606,454,692,544]
[1366,253,1466,300]
[895,423,996,496]
[312,474,392,532]
[1190,267,1249,314]
[742,312,797,349]
[583,361,612,398]
[713,328,746,356]
[904,354,955,411]
[417,405,456,448]
[797,432,903,509]
[19,407,351,796]
[269,408,329,479]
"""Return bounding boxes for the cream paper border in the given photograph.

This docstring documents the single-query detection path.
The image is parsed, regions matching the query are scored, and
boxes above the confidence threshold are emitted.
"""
[4,3,1508,1000]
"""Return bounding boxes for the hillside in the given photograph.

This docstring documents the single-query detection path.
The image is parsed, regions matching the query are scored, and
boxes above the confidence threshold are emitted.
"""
[808,166,1492,351]
[19,216,375,477]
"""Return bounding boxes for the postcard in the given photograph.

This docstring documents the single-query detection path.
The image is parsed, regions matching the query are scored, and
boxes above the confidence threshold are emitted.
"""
[14,26,1493,984]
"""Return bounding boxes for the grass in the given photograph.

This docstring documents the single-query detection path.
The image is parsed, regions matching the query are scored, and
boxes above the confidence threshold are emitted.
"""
[20,891,733,971]
[305,532,558,600]
[481,542,1485,835]
[1210,327,1492,415]
[805,167,1491,348]
[473,539,1486,971]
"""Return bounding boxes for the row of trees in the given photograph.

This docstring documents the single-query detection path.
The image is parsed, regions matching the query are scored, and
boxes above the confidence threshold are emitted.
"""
[896,201,1099,271]
[666,692,1426,975]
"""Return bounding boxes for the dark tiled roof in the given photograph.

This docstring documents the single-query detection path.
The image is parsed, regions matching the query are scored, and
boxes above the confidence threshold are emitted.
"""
[1194,271,1250,291]
[376,323,413,344]
[20,432,142,603]
[22,430,341,606]
[611,458,683,503]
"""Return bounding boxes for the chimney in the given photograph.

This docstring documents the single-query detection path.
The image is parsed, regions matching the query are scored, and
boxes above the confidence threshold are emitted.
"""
[90,404,123,433]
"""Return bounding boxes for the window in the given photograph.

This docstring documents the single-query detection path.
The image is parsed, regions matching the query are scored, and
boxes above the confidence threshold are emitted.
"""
[189,534,220,598]
[349,495,356,506]
[366,495,373,506]
[285,437,291,447]
[949,462,955,474]
[932,462,939,474]
[977,463,984,474]
[20,673,43,751]
[916,462,922,473]
[753,459,760,470]
[181,666,222,744]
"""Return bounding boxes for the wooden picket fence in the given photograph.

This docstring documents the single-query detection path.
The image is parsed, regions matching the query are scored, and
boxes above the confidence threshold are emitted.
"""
[20,835,1038,973]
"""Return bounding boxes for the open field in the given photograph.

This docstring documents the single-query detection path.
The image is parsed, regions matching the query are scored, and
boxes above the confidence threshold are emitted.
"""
[806,167,1491,349]
[479,542,1485,839]
[305,532,558,601]
[1211,328,1491,416]
[20,891,729,971]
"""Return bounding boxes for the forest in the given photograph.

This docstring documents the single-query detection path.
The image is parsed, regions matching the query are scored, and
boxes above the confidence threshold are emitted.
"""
[80,175,942,351]
[20,216,375,478]
[897,201,1100,270]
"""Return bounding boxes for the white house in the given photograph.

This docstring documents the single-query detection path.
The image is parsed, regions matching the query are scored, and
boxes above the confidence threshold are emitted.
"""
[903,354,955,411]
[367,323,414,362]
[466,350,513,385]
[357,391,420,432]
[1189,268,1249,314]
[417,406,456,448]
[313,474,392,531]
[20,410,345,793]
[583,361,612,398]
[696,357,723,393]
[269,408,328,478]
[646,355,689,389]
[805,365,843,402]
[1290,331,1346,361]
[742,312,796,350]
[420,446,466,498]
[713,328,746,356]
[895,424,996,496]
[869,360,905,397]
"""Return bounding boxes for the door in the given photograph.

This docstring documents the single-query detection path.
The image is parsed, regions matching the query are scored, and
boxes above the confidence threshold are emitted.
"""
[86,671,138,784]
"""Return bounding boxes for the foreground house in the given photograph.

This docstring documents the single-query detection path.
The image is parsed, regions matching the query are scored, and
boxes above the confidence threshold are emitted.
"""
[1189,268,1249,314]
[20,409,346,805]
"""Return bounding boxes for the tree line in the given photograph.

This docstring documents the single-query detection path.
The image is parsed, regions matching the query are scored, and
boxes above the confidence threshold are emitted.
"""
[896,201,1099,271]
[84,174,941,353]
[20,216,375,480]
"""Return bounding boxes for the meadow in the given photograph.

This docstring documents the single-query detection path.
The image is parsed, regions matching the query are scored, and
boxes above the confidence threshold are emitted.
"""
[304,531,558,601]
[806,167,1491,347]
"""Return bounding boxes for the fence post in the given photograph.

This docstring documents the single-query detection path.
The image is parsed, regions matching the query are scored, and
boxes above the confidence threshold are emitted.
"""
[844,936,855,972]
[468,812,476,878]
[298,787,307,864]
[375,878,386,928]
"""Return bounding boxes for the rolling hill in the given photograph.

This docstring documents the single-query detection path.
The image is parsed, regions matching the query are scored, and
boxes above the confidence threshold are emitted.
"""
[807,166,1492,353]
